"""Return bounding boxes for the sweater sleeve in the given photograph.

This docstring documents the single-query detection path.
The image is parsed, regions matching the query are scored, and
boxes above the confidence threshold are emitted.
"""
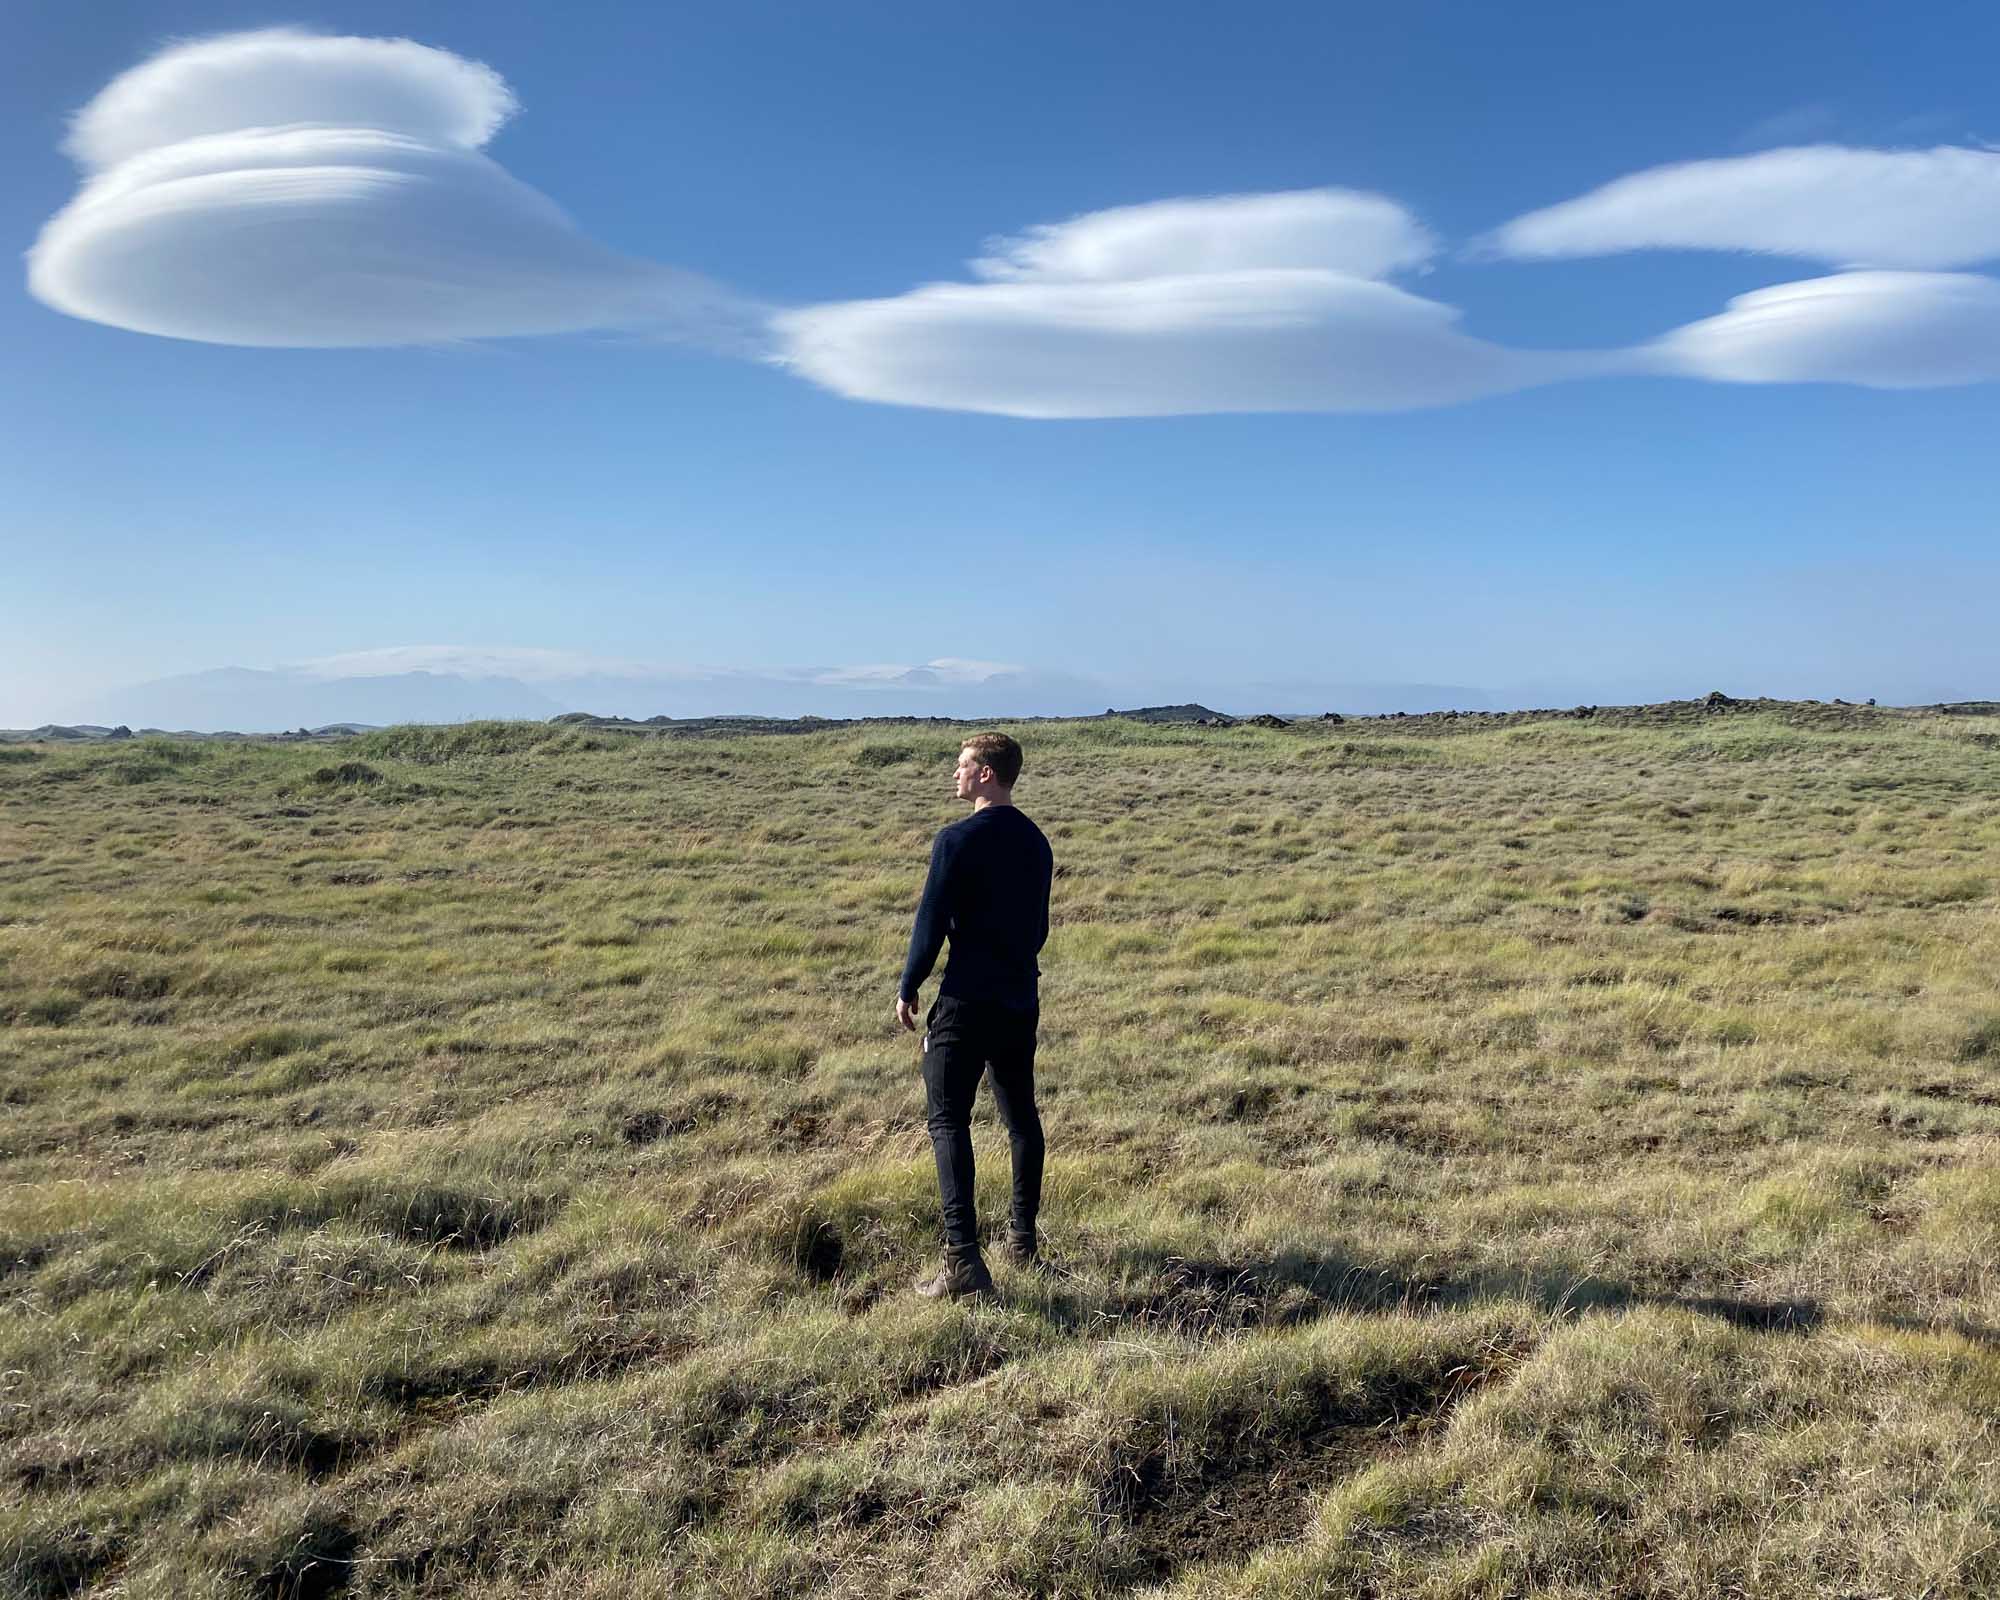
[899,829,955,1003]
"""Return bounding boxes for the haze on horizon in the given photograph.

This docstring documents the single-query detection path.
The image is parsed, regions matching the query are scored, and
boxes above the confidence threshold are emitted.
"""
[6,4,1999,724]
[12,643,1993,736]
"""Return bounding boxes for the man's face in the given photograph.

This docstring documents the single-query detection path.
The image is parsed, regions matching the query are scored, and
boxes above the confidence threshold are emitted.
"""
[953,747,988,801]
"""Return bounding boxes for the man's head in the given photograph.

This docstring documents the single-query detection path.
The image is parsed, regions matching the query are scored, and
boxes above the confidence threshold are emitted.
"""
[955,732,1023,806]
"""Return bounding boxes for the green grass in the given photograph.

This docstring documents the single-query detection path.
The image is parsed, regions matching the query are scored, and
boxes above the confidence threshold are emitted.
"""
[3,709,1999,1596]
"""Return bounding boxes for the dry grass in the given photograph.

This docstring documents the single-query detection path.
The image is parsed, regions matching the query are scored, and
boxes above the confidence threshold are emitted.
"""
[3,707,1999,1596]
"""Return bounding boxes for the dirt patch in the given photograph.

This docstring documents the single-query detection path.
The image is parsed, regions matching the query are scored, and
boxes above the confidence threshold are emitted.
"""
[1915,1080,2000,1109]
[251,1515,360,1600]
[621,1108,697,1145]
[770,1104,827,1146]
[312,762,382,786]
[1099,1335,1530,1588]
[620,1090,739,1146]
[794,1218,845,1283]
[1120,1422,1402,1582]
[1346,1108,1468,1158]
[1711,905,1794,927]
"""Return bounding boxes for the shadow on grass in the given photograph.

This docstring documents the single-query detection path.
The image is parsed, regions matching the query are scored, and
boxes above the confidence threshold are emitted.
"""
[1058,1244,2000,1352]
[1042,1244,1831,1341]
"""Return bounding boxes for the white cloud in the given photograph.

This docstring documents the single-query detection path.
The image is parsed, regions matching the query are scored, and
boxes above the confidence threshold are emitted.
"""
[1487,145,2000,270]
[64,27,518,170]
[1651,270,2000,388]
[290,645,1022,690]
[1733,105,1839,152]
[29,29,754,348]
[805,659,1020,688]
[293,645,672,683]
[774,191,1592,418]
[970,188,1436,283]
[30,35,2000,415]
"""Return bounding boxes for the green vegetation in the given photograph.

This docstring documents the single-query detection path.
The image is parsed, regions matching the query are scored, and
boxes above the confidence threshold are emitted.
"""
[3,709,1999,1597]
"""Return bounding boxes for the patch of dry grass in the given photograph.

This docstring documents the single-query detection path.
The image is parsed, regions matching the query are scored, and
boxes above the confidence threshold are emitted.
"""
[3,709,1998,1596]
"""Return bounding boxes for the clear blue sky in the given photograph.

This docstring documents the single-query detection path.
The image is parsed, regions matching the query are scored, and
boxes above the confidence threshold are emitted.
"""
[6,1,1999,724]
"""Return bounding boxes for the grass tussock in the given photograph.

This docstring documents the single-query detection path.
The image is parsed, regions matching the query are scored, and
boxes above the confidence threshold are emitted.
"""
[2,708,1999,1595]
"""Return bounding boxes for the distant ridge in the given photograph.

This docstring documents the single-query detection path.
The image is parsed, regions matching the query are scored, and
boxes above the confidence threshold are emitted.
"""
[1103,703,1223,723]
[535,695,1963,738]
[6,698,1996,744]
[0,722,376,743]
[20,724,118,741]
[548,703,1233,735]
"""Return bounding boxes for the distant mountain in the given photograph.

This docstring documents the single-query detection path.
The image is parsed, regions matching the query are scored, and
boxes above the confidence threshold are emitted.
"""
[8,724,119,741]
[61,652,1539,734]
[70,662,1117,732]
[79,668,564,733]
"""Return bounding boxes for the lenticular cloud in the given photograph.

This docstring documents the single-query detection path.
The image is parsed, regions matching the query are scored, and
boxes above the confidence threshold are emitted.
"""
[1483,144,2000,393]
[970,189,1440,284]
[28,30,2000,413]
[1653,271,2000,389]
[29,29,746,348]
[1487,145,2000,271]
[774,190,1603,417]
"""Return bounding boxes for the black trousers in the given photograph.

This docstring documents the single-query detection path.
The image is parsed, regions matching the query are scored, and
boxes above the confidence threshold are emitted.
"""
[922,994,1043,1255]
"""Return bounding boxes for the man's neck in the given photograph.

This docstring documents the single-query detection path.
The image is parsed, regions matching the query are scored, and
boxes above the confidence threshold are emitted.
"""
[971,793,1014,813]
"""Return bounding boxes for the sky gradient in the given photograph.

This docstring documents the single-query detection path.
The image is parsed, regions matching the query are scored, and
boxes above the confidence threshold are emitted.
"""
[6,2,2000,725]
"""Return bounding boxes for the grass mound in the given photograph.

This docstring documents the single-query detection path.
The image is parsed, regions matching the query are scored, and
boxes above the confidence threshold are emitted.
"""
[351,721,598,763]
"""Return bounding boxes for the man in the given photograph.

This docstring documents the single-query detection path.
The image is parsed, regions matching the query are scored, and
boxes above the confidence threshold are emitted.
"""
[896,732,1054,1300]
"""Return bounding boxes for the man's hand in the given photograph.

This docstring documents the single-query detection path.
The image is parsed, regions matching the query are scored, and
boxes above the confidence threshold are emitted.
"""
[895,996,921,1033]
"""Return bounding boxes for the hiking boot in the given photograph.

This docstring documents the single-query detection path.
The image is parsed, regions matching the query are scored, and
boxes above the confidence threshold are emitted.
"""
[997,1226,1038,1267]
[914,1249,995,1300]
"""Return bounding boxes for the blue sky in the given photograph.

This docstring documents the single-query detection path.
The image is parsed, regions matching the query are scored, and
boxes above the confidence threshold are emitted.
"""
[6,1,2000,725]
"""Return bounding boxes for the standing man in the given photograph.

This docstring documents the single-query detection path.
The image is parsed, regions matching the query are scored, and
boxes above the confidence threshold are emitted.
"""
[896,732,1054,1300]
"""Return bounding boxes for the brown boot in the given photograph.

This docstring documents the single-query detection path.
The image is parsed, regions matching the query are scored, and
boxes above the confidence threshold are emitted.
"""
[997,1226,1038,1267]
[915,1248,996,1300]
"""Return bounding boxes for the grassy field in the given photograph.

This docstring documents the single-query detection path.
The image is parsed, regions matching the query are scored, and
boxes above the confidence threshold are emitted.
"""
[4,706,1999,1598]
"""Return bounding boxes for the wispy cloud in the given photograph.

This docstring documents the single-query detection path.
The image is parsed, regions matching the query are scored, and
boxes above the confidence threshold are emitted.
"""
[1734,105,1839,151]
[29,29,756,349]
[1484,144,2000,270]
[804,658,1021,689]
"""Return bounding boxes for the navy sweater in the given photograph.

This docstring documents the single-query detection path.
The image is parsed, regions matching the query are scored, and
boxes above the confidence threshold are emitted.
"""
[899,805,1053,1010]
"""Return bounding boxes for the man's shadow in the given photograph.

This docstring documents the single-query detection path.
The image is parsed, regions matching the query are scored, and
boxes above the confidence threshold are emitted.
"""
[1022,1241,2000,1350]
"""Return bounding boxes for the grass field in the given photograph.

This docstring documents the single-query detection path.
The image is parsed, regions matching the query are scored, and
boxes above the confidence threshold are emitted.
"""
[4,706,2000,1598]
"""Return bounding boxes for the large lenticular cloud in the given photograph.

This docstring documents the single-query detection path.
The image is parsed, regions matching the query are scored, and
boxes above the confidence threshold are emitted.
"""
[773,190,1610,417]
[28,29,754,348]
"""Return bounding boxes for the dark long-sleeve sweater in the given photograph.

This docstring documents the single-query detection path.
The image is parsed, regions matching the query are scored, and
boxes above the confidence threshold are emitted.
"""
[899,804,1053,1010]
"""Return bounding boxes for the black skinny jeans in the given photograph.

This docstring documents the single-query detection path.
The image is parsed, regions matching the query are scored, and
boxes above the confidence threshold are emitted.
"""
[922,994,1044,1255]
